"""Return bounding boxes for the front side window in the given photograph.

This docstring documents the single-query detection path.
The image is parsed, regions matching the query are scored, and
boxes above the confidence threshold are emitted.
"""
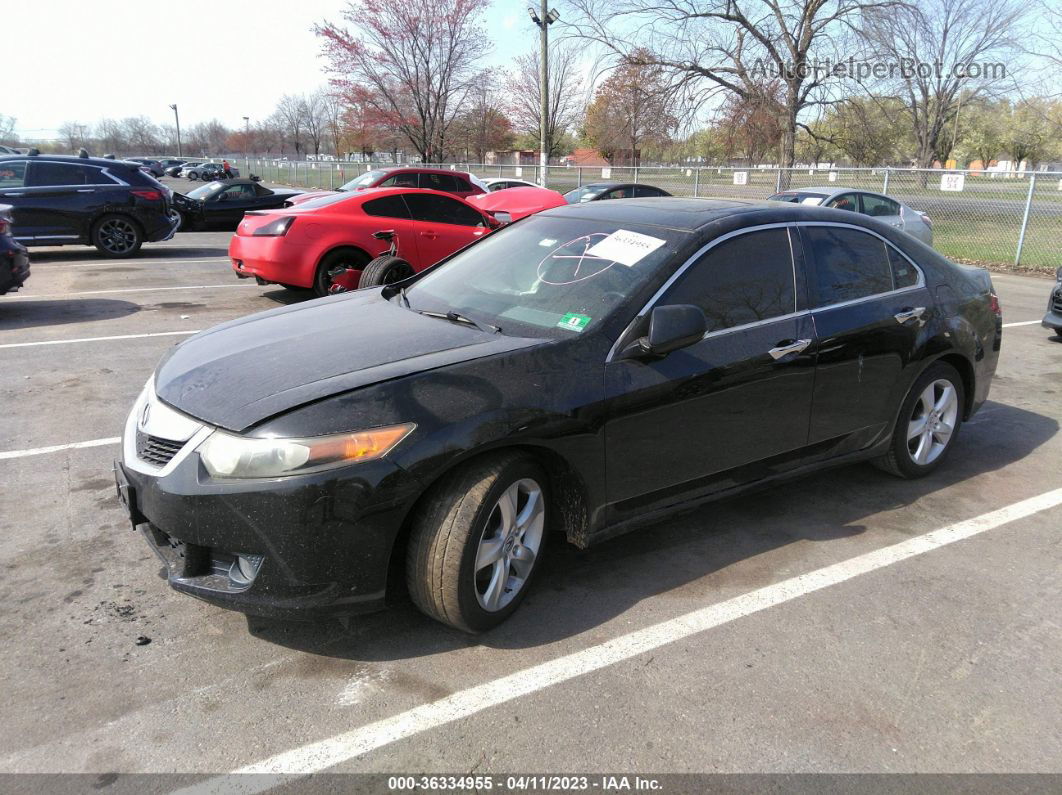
[406,216,682,339]
[563,185,608,203]
[0,161,28,188]
[404,194,485,227]
[805,226,894,306]
[379,172,419,188]
[825,194,858,212]
[664,228,796,332]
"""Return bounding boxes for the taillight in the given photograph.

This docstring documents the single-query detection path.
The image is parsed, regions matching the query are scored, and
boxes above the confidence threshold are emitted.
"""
[131,189,162,201]
[0,219,8,235]
[252,216,295,237]
[989,292,1001,316]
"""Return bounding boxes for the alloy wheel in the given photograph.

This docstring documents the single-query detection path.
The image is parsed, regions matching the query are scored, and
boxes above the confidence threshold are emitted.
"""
[474,478,545,612]
[906,378,959,466]
[98,218,138,255]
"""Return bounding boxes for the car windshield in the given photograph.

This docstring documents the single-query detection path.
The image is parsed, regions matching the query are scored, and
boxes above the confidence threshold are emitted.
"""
[563,185,609,204]
[404,215,682,339]
[340,170,388,190]
[768,191,828,205]
[186,182,224,199]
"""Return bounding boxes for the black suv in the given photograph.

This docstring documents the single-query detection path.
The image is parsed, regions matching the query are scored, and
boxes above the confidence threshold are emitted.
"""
[0,153,177,257]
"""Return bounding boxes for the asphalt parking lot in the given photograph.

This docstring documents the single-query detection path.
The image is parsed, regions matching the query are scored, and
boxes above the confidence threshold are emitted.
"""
[1,190,1060,783]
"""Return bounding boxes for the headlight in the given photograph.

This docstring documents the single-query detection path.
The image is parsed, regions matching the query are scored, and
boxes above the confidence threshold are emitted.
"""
[197,423,414,479]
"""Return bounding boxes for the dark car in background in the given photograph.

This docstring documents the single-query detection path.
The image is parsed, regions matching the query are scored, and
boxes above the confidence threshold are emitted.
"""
[171,178,301,231]
[1043,266,1062,337]
[159,159,185,171]
[0,203,29,294]
[0,153,176,257]
[563,182,672,203]
[117,198,1000,632]
[126,158,165,177]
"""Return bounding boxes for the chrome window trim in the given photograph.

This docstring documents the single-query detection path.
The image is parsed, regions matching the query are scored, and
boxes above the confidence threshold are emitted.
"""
[606,220,927,363]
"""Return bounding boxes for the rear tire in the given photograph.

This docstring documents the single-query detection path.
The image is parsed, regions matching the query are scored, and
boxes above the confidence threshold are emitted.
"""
[313,249,370,297]
[360,254,415,287]
[874,362,964,479]
[407,453,549,633]
[92,215,144,258]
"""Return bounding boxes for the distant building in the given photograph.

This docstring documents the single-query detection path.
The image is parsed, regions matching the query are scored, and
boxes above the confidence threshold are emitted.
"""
[485,150,537,166]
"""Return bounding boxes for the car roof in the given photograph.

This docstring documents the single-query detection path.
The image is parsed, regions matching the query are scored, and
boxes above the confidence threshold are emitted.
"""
[0,153,138,169]
[537,196,906,234]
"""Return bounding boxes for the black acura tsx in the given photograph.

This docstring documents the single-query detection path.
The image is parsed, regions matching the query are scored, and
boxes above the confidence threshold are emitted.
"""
[116,198,1002,632]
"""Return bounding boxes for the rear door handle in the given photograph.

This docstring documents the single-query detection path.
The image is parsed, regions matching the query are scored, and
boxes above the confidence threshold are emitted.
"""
[1,192,25,197]
[768,339,811,359]
[894,307,926,324]
[76,189,95,193]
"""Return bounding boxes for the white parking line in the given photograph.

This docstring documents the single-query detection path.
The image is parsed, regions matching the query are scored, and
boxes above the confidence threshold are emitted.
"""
[177,487,1062,789]
[1002,320,1043,328]
[0,330,200,349]
[0,437,120,461]
[5,283,256,300]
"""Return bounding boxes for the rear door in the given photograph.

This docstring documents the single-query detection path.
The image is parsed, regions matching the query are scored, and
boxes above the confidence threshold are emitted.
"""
[857,193,904,232]
[800,223,931,450]
[604,225,817,511]
[23,161,102,240]
[402,193,490,268]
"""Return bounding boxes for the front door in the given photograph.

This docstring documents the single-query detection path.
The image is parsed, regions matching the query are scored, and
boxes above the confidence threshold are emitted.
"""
[402,193,490,269]
[603,226,817,515]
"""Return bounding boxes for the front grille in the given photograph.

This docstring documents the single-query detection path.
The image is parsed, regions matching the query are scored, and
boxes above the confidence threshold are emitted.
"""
[1052,291,1062,312]
[135,430,185,467]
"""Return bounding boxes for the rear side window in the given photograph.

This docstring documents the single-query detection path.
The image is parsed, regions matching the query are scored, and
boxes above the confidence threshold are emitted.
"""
[404,193,484,227]
[805,226,893,306]
[825,194,858,212]
[0,161,27,188]
[419,172,460,192]
[888,246,919,289]
[363,195,411,219]
[861,194,900,217]
[665,228,796,331]
[633,185,667,197]
[27,162,112,187]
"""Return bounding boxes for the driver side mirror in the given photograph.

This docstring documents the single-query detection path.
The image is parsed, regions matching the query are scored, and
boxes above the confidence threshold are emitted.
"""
[488,211,512,227]
[623,305,707,358]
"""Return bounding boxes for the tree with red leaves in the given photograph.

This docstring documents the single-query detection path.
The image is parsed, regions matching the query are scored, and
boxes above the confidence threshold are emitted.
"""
[315,0,491,163]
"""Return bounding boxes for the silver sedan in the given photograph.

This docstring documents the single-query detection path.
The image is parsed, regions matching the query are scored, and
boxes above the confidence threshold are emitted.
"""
[768,187,934,246]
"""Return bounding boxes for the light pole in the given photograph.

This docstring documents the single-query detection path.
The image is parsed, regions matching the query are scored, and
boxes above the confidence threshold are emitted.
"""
[528,3,559,187]
[243,116,250,158]
[169,104,182,157]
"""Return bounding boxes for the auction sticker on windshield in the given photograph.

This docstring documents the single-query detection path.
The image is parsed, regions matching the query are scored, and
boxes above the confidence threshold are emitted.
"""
[557,313,591,332]
[586,229,667,266]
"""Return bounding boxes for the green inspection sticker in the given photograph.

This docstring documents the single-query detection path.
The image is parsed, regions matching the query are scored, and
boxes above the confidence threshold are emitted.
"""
[557,313,591,332]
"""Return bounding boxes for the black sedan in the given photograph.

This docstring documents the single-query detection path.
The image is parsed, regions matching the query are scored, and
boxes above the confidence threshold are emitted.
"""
[1043,266,1062,336]
[564,182,671,203]
[0,203,29,294]
[171,179,301,231]
[117,199,1001,632]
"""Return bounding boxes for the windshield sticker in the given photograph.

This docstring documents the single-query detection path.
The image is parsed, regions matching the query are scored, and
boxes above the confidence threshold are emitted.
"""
[538,238,558,247]
[557,313,591,333]
[586,229,666,266]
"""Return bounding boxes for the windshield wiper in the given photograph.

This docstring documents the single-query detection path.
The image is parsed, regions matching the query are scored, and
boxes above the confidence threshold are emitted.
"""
[416,309,500,334]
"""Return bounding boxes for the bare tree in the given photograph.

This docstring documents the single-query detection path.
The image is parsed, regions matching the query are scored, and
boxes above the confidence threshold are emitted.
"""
[0,115,16,145]
[273,94,308,156]
[315,0,491,162]
[121,116,161,154]
[95,118,126,154]
[861,0,1025,171]
[566,0,897,175]
[504,43,585,158]
[58,121,90,153]
[302,91,330,156]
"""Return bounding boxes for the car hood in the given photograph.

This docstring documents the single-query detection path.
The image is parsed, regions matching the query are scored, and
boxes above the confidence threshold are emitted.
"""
[467,186,567,220]
[154,289,545,432]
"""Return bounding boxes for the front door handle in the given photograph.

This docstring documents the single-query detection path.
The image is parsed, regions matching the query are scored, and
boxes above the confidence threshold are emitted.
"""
[768,338,811,360]
[76,189,95,193]
[1,192,25,197]
[894,306,926,324]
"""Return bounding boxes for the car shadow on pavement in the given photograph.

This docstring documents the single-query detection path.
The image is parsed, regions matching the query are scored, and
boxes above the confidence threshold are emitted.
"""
[26,243,229,264]
[0,298,141,330]
[261,287,314,306]
[246,399,1057,662]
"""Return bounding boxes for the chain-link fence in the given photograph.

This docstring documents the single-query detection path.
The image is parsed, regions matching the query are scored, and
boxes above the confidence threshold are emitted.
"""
[233,159,1062,272]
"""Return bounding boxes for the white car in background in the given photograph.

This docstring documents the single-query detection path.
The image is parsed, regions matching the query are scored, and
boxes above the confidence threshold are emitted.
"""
[483,177,541,192]
[768,187,934,246]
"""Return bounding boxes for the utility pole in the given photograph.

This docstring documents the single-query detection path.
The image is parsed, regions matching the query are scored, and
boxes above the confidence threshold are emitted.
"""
[169,104,182,157]
[528,3,558,188]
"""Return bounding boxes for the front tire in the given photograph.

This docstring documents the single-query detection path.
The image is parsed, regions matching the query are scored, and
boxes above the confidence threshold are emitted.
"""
[874,362,964,479]
[92,215,143,258]
[360,254,415,287]
[187,171,198,181]
[407,453,549,633]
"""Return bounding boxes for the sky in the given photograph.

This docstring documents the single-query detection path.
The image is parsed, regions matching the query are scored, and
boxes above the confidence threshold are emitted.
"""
[4,0,539,140]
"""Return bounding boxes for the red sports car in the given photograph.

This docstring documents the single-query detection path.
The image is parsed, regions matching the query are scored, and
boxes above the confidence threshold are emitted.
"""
[229,186,565,296]
[285,166,487,207]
